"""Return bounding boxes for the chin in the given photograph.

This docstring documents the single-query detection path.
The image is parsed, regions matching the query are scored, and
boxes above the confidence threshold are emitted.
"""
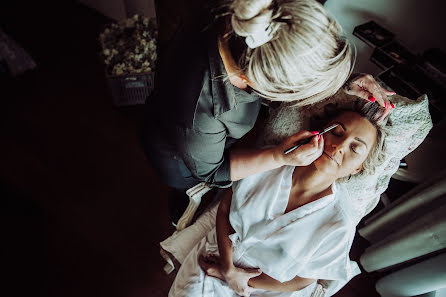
[313,156,337,176]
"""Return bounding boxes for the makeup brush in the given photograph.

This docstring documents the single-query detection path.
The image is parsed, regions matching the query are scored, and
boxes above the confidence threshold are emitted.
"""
[283,124,339,155]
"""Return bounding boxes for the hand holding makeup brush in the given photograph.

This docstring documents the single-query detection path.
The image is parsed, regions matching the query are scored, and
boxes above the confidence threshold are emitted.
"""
[274,131,324,167]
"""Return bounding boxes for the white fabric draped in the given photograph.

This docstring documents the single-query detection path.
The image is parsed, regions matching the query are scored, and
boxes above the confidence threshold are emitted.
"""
[168,166,361,297]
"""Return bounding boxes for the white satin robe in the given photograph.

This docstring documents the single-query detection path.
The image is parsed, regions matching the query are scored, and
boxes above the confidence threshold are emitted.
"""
[169,166,361,297]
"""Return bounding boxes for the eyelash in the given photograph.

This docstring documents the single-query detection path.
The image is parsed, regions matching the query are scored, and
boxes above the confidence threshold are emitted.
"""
[351,145,358,154]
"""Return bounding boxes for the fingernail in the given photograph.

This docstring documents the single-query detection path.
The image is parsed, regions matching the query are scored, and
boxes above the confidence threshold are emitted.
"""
[368,96,376,102]
[311,131,319,135]
[317,135,320,140]
[384,102,387,108]
[390,102,395,109]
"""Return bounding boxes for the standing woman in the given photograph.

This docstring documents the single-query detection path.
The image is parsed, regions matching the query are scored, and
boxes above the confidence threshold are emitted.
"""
[142,0,394,223]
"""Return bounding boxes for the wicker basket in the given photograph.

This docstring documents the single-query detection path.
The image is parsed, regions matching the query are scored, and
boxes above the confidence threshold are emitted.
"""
[106,72,154,106]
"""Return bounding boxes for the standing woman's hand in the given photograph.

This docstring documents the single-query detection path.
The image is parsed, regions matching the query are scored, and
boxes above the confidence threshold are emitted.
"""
[274,131,324,167]
[344,73,396,107]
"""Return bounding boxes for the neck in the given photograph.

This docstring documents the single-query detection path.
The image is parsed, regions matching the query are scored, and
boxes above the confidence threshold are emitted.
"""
[217,35,248,90]
[291,165,334,204]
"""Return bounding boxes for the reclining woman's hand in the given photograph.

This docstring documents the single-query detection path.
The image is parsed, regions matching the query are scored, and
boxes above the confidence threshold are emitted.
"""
[275,131,324,167]
[199,254,261,297]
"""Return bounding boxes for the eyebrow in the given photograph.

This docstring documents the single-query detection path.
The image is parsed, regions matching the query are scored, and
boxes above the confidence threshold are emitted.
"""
[334,121,368,149]
[354,137,368,149]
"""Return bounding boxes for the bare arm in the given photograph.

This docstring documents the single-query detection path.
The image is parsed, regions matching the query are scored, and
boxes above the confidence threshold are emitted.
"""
[214,188,262,296]
[248,273,316,292]
[216,188,235,271]
[230,146,282,182]
[230,131,324,181]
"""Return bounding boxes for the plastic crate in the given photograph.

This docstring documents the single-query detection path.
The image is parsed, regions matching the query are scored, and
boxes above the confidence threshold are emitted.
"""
[106,72,154,106]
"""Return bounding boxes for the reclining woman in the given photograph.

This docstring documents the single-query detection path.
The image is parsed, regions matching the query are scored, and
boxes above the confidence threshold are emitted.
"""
[168,100,388,297]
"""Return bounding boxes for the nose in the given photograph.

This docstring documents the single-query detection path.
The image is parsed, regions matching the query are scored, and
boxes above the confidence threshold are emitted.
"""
[327,140,345,157]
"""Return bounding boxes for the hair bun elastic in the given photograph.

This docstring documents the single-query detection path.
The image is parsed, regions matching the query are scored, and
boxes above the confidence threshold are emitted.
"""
[231,10,279,49]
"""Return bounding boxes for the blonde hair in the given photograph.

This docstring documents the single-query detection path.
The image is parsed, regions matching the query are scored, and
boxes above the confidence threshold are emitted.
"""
[350,100,388,178]
[226,0,353,105]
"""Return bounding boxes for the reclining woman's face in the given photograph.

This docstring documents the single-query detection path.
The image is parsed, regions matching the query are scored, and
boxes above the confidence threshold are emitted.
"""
[313,111,377,180]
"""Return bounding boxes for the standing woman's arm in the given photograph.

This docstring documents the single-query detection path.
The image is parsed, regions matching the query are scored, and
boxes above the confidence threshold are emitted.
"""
[230,131,324,181]
[180,127,325,185]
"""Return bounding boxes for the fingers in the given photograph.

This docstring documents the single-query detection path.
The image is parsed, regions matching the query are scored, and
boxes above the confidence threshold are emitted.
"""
[199,254,225,280]
[318,134,324,153]
[347,74,396,110]
[287,130,317,145]
[245,268,262,278]
[346,83,373,100]
[384,89,397,96]
[379,106,392,121]
[299,134,323,161]
[369,84,390,108]
[309,134,324,160]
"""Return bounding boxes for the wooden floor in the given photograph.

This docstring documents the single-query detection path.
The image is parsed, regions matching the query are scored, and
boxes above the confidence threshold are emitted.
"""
[0,1,411,296]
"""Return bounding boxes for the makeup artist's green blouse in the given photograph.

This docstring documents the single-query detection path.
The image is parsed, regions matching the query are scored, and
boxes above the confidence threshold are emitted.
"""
[143,14,261,188]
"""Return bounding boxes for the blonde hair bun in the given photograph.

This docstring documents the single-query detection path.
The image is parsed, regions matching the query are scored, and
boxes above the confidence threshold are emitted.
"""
[226,0,354,105]
[231,0,279,48]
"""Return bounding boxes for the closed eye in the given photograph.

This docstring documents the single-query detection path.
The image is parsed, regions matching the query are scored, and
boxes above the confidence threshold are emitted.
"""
[331,130,343,137]
[330,123,345,137]
[352,143,366,154]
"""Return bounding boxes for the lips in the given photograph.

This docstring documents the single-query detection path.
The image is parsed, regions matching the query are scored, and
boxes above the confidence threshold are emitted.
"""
[323,151,339,166]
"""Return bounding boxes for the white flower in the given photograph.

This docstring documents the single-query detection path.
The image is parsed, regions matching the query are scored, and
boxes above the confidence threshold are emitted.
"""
[101,16,157,75]
[148,39,156,50]
[125,19,135,28]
